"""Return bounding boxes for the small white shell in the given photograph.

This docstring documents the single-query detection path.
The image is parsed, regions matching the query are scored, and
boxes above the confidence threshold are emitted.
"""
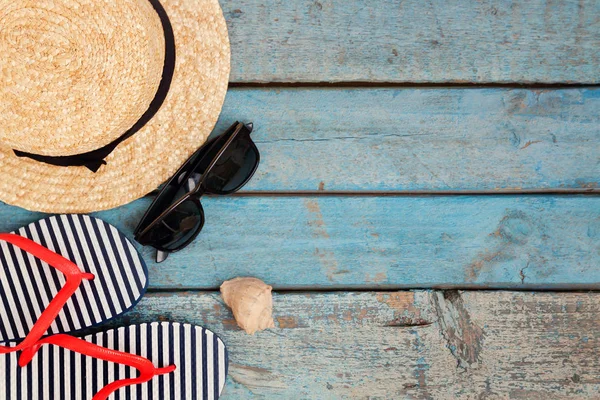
[220,277,275,335]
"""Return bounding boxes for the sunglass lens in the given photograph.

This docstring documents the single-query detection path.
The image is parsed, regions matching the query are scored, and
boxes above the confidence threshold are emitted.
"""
[203,131,259,194]
[140,199,204,251]
[140,183,191,234]
[135,136,219,235]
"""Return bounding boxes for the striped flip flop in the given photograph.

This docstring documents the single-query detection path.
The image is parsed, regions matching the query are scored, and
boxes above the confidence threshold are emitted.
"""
[0,214,148,344]
[0,322,229,400]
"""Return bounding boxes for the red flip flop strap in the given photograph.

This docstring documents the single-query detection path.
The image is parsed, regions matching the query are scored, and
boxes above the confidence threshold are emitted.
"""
[19,334,177,400]
[0,234,94,353]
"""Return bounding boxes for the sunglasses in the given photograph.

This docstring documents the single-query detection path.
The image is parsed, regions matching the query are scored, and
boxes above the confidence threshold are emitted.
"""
[134,122,260,260]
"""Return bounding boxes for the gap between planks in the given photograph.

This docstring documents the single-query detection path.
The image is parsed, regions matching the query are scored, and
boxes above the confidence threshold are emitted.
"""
[229,81,600,89]
[147,287,600,294]
[146,189,600,197]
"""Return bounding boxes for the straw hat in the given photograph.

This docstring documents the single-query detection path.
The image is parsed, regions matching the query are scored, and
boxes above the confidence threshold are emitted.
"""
[0,0,230,213]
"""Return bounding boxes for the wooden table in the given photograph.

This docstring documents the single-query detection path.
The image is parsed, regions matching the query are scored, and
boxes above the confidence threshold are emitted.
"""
[3,1,599,398]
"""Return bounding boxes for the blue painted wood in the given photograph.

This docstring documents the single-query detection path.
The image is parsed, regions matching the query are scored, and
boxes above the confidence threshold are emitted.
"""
[0,195,597,289]
[223,0,600,83]
[103,291,600,398]
[216,88,600,192]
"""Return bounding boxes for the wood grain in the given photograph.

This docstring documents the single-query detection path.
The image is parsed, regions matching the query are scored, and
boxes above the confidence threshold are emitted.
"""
[1,195,597,289]
[222,0,600,83]
[100,291,600,399]
[216,88,600,192]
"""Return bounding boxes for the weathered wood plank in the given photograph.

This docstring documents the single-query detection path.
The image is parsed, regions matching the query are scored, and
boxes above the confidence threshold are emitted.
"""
[223,0,600,83]
[102,291,600,399]
[1,195,598,289]
[217,88,600,192]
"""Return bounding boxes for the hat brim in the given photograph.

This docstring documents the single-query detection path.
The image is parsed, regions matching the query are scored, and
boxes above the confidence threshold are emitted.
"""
[0,0,230,213]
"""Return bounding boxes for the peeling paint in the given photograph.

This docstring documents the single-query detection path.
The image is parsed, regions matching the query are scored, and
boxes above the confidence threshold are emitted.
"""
[305,199,340,280]
[433,291,485,369]
[366,272,388,283]
[229,363,288,392]
[314,248,339,281]
[277,316,300,329]
[466,210,539,282]
[576,180,599,189]
[377,292,419,315]
[222,318,240,330]
[376,292,425,327]
[132,291,600,397]
[520,140,542,149]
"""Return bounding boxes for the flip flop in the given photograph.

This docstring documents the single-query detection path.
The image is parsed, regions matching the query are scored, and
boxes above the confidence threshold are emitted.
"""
[0,214,148,346]
[0,322,228,400]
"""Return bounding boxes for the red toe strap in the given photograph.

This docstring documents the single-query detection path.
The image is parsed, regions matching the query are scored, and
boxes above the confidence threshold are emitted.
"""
[1,234,175,399]
[0,234,94,352]
[19,334,177,400]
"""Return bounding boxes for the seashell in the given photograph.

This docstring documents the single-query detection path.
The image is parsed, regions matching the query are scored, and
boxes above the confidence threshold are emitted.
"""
[220,277,275,335]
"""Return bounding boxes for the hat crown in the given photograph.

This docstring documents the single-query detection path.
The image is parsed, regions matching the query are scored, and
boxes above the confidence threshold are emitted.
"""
[0,0,166,156]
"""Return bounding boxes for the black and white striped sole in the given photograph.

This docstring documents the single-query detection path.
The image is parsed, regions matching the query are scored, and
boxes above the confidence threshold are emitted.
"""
[0,322,229,400]
[0,215,148,343]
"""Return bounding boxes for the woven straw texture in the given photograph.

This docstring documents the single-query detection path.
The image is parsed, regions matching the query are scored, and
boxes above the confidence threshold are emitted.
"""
[0,0,230,213]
